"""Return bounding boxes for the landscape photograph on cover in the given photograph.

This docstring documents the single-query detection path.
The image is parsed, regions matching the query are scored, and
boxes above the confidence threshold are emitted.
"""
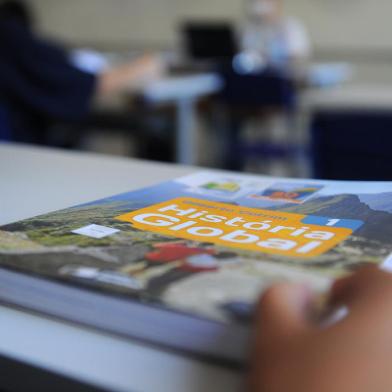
[1,172,392,322]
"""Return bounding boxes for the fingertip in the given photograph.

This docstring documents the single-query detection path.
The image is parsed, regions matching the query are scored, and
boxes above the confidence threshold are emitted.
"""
[329,265,392,307]
[260,282,312,312]
[256,282,315,337]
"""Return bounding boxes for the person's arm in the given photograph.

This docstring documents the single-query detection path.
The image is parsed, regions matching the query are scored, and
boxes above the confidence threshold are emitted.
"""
[96,54,164,98]
[249,267,392,392]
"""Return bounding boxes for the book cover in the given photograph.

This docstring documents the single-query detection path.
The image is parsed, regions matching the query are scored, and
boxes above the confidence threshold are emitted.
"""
[1,171,392,326]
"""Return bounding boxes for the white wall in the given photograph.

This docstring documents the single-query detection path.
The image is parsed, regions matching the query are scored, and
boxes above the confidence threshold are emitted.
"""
[285,0,392,51]
[28,0,242,48]
[28,0,392,52]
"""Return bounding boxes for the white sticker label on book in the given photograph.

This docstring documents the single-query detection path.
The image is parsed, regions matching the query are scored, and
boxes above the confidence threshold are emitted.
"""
[72,224,120,239]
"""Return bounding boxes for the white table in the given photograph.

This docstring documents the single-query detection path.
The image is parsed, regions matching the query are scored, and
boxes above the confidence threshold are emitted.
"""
[142,73,223,165]
[0,143,243,392]
[95,73,223,166]
[301,62,392,112]
[302,83,392,111]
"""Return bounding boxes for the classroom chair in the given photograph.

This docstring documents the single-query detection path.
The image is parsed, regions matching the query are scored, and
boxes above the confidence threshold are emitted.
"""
[311,110,392,180]
[216,65,298,171]
[0,104,12,141]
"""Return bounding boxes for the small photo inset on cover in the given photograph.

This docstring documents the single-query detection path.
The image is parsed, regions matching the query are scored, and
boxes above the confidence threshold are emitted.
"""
[188,178,248,199]
[249,182,324,204]
[200,179,241,193]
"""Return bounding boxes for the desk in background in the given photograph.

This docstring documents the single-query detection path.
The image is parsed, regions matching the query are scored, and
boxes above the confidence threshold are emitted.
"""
[93,72,223,166]
[142,73,223,165]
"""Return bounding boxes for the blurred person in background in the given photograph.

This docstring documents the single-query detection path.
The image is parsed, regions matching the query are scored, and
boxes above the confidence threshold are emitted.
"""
[0,0,163,143]
[250,267,392,392]
[241,0,310,73]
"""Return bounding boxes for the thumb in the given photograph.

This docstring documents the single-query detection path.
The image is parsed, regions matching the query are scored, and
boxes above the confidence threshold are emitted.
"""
[255,282,315,342]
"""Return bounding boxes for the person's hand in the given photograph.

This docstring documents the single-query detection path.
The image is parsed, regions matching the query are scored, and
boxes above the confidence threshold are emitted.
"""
[129,53,165,87]
[249,267,392,392]
[97,53,165,97]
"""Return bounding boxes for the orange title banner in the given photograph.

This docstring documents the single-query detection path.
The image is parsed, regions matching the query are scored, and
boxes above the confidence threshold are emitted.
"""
[116,197,354,258]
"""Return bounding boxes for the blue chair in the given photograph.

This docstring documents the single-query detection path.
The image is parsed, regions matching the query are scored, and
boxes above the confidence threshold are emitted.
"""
[311,110,392,180]
[217,66,298,170]
[0,105,12,141]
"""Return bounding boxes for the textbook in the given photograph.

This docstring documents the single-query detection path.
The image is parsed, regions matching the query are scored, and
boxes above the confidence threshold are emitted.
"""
[1,171,392,363]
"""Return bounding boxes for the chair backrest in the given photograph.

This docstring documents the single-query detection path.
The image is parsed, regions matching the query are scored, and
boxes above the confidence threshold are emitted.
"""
[182,22,237,62]
[0,104,12,141]
[311,110,392,180]
[218,66,296,109]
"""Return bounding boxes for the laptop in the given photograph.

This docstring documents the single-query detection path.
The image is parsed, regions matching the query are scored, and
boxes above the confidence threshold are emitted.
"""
[182,21,237,66]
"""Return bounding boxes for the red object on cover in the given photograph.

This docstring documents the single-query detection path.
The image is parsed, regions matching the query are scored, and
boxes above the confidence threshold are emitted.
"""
[145,242,215,263]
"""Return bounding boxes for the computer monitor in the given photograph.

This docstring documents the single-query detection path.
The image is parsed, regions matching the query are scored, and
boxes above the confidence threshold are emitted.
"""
[182,22,237,62]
